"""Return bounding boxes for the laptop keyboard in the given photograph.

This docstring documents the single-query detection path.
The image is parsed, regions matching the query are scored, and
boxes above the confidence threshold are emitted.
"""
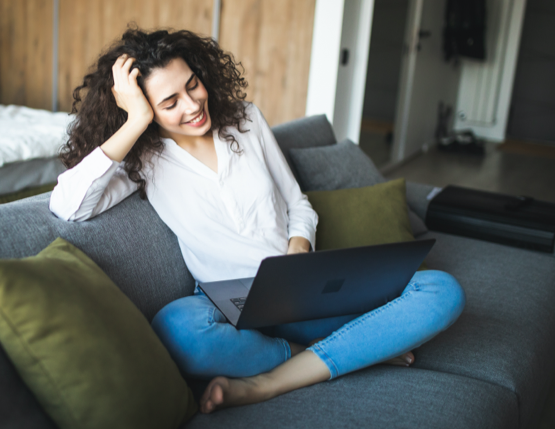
[230,297,247,311]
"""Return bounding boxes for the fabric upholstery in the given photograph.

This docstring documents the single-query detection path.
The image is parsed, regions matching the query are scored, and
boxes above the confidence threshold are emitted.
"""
[289,139,386,191]
[305,178,414,250]
[0,237,196,429]
[414,231,555,429]
[271,114,336,182]
[289,140,428,236]
[406,181,436,220]
[184,367,518,429]
[0,192,194,322]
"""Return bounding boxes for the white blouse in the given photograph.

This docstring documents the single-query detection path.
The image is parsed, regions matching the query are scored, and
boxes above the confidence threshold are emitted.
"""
[49,103,318,283]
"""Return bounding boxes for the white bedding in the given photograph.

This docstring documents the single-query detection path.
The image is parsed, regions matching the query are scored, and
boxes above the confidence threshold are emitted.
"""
[0,105,75,167]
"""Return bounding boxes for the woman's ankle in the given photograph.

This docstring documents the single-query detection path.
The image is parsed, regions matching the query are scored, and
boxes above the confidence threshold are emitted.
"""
[288,341,307,357]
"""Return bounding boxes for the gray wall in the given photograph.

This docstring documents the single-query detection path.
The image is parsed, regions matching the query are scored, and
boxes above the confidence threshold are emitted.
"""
[362,0,409,122]
[508,0,555,144]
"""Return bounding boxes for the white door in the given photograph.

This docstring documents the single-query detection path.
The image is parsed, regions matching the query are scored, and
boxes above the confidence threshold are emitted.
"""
[453,0,527,142]
[391,0,461,163]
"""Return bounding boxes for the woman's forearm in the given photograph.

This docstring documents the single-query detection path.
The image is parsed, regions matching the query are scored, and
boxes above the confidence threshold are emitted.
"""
[100,117,150,162]
[287,236,311,254]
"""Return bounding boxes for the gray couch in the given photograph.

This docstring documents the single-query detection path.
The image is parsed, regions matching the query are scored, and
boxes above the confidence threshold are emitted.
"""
[1,115,554,429]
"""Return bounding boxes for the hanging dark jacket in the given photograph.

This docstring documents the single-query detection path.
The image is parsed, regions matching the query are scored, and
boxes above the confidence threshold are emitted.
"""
[443,0,486,62]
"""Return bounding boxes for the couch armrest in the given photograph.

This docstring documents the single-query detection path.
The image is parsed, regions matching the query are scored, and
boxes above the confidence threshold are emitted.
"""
[406,181,438,222]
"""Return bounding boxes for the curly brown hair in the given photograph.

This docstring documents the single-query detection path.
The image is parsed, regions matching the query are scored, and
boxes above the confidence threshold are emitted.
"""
[60,25,249,199]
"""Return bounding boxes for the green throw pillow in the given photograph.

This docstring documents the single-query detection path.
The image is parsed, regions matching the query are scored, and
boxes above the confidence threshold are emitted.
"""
[0,238,197,429]
[306,178,426,269]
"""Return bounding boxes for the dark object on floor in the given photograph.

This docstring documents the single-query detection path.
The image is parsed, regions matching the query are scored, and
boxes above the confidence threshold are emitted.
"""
[438,130,485,155]
[385,131,393,145]
[435,102,452,145]
[427,185,555,252]
[443,0,486,62]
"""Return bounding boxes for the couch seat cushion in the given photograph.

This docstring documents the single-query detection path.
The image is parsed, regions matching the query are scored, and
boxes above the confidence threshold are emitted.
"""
[185,366,518,429]
[413,231,555,429]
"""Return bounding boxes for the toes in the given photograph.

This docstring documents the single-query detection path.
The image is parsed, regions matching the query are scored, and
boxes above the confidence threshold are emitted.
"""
[200,378,227,414]
[212,383,224,408]
[200,382,213,405]
[201,400,213,414]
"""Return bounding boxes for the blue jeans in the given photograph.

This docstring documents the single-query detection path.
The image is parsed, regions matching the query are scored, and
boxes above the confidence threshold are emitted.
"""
[151,270,465,380]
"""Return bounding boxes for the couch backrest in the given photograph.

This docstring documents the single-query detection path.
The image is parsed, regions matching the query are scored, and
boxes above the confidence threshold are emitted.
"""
[0,114,337,321]
[272,114,336,182]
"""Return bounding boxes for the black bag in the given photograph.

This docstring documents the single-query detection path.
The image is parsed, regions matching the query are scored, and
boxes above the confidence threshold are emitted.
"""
[426,186,555,252]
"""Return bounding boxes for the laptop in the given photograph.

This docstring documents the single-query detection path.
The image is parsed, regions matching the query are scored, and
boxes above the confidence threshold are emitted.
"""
[198,239,435,330]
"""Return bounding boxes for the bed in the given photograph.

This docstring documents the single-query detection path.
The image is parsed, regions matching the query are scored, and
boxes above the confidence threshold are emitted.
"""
[0,105,74,203]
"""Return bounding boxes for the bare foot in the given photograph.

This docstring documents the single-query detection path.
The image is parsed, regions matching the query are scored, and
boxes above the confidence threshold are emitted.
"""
[200,375,271,414]
[382,351,415,367]
[199,349,414,414]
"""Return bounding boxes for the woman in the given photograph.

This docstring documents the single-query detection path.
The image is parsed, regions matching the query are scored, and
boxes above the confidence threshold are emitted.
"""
[50,27,465,414]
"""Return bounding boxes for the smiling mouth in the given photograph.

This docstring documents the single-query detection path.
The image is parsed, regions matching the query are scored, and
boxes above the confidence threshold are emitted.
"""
[184,107,205,125]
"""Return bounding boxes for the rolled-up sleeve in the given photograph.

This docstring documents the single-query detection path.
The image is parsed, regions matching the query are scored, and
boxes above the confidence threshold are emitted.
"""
[49,147,138,221]
[254,106,318,251]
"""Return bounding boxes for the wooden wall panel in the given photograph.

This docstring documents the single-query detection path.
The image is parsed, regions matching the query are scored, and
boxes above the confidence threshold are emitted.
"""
[219,0,316,126]
[57,0,213,112]
[0,0,53,110]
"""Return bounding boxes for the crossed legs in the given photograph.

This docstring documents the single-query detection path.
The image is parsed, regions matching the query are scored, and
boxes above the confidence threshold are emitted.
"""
[151,270,465,413]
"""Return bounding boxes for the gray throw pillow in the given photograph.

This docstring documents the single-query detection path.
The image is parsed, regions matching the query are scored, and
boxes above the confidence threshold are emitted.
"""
[289,140,428,237]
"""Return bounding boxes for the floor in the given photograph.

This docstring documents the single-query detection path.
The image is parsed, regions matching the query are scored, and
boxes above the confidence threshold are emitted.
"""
[359,131,392,168]
[358,119,394,168]
[376,140,555,428]
[382,141,555,203]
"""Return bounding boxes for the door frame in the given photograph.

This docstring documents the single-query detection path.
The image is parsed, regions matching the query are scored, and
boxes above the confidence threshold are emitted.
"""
[305,0,375,144]
[306,0,418,163]
[391,0,423,163]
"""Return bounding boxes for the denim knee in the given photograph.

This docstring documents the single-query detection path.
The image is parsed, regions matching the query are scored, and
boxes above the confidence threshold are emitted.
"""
[151,295,215,376]
[422,270,466,329]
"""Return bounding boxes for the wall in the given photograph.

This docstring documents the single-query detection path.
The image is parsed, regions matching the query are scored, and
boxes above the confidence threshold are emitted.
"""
[0,0,316,126]
[507,0,555,144]
[57,0,213,112]
[362,0,408,123]
[219,0,315,126]
[0,0,54,110]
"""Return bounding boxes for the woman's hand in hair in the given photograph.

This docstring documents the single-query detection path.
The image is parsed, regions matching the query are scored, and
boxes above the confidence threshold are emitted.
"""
[111,54,153,127]
[98,55,154,163]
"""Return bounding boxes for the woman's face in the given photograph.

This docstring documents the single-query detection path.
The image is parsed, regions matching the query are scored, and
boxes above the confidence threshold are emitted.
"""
[145,57,211,140]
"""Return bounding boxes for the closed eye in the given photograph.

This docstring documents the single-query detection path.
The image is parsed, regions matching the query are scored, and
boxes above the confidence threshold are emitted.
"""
[165,101,177,110]
[187,76,199,91]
